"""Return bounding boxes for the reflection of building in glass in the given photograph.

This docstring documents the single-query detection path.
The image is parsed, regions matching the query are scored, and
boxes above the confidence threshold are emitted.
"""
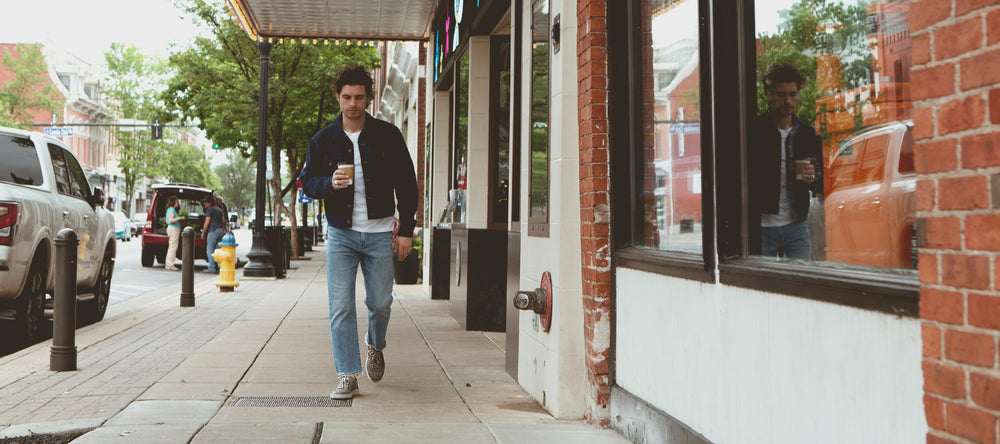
[815,0,911,195]
[650,4,700,247]
[810,0,915,270]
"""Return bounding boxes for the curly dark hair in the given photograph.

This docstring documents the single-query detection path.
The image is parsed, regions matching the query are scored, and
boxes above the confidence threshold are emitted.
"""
[331,64,374,97]
[764,62,806,92]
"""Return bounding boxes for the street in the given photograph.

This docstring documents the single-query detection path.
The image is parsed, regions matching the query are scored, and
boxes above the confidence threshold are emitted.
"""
[0,227,257,357]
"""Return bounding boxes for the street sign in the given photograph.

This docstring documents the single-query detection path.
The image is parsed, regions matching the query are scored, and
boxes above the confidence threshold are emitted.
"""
[44,127,74,137]
[668,123,700,134]
[298,196,313,204]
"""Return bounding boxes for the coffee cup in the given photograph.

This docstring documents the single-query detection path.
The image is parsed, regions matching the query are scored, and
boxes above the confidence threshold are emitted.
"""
[794,159,813,181]
[337,162,354,186]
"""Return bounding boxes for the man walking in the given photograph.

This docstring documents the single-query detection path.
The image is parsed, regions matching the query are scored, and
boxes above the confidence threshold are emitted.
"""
[299,65,418,400]
[749,63,823,259]
[200,196,225,273]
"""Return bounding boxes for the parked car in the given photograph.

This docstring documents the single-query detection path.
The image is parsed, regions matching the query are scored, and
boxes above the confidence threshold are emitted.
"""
[0,127,116,338]
[131,216,147,237]
[228,212,240,230]
[825,120,916,269]
[112,211,133,241]
[141,183,227,267]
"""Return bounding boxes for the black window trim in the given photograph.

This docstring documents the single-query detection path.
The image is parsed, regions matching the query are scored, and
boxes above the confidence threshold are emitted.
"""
[608,0,920,317]
[609,0,716,283]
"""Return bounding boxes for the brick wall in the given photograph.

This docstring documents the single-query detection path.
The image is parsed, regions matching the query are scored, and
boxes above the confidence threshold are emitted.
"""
[914,0,1000,442]
[577,0,612,426]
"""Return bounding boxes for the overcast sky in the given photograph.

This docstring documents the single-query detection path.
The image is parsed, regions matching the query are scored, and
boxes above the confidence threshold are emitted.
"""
[0,0,206,65]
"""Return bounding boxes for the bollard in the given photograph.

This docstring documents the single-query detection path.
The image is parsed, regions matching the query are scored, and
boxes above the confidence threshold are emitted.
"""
[51,229,78,371]
[181,226,195,307]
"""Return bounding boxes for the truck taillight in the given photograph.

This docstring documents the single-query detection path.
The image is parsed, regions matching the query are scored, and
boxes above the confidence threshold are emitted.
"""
[0,203,18,245]
[145,212,153,233]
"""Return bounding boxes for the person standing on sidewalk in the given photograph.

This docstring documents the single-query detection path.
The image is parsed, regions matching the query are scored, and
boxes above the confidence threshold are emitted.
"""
[299,64,418,400]
[164,196,182,271]
[200,196,225,274]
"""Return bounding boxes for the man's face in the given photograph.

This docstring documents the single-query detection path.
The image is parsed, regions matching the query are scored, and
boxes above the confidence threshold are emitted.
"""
[337,84,368,120]
[769,81,800,119]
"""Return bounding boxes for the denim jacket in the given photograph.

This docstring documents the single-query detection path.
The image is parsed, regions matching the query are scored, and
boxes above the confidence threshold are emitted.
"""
[299,113,418,237]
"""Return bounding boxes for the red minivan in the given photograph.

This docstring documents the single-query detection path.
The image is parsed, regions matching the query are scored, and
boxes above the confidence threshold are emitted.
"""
[141,183,227,267]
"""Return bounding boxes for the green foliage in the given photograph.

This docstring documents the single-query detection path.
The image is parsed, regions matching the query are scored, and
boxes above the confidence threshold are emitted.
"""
[755,0,873,125]
[104,43,171,212]
[155,138,218,188]
[0,44,63,128]
[214,150,255,214]
[163,0,381,238]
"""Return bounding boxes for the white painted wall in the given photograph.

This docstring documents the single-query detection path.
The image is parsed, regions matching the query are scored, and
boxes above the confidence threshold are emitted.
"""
[515,0,586,419]
[615,268,926,444]
[466,36,491,229]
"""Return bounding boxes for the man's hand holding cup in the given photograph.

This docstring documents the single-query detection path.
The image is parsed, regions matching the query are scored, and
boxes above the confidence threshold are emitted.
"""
[333,162,354,190]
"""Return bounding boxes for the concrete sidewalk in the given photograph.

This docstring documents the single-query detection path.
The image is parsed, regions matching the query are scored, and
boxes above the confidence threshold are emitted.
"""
[0,245,628,443]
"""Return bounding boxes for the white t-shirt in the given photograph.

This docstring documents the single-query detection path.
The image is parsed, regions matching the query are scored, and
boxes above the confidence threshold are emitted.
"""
[345,130,395,233]
[760,127,795,228]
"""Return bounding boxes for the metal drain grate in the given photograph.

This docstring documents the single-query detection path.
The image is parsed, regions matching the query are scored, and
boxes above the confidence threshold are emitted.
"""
[228,396,352,407]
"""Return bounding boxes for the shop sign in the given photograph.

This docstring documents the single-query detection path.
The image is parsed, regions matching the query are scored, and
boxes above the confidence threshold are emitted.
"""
[433,0,481,84]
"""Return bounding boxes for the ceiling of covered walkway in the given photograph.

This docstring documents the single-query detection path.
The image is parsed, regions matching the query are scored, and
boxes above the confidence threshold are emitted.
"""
[228,0,435,41]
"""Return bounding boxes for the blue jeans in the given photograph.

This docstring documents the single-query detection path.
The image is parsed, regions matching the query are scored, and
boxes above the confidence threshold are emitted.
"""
[761,220,811,259]
[205,228,224,271]
[326,226,394,375]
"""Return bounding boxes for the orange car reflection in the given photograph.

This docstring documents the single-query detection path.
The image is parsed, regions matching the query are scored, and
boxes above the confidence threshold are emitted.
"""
[825,121,915,269]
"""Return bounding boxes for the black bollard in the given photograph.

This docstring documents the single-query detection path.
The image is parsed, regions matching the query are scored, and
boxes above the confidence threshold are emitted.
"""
[51,229,78,371]
[181,226,195,307]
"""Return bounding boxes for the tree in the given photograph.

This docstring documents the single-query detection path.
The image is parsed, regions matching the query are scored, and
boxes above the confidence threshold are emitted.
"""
[0,44,62,128]
[163,0,380,257]
[214,150,255,215]
[155,138,218,188]
[755,0,871,125]
[104,43,171,216]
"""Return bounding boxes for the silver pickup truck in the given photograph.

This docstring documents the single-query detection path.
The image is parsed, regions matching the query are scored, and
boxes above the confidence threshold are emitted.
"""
[0,127,116,339]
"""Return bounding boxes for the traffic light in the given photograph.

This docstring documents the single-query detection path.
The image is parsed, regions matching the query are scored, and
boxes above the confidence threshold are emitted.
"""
[213,143,220,150]
[151,120,163,140]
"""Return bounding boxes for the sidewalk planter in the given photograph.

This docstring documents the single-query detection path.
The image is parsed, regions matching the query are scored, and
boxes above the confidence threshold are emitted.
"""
[393,250,420,284]
[449,227,506,332]
[430,226,451,300]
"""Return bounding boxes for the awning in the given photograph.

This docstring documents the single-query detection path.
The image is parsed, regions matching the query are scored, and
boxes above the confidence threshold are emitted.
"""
[227,0,435,41]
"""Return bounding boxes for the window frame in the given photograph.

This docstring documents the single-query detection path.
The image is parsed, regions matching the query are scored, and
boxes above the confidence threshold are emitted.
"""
[527,0,551,238]
[608,0,920,317]
[608,0,716,283]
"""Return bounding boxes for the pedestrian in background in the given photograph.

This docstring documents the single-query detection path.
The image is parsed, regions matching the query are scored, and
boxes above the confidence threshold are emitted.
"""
[164,196,182,271]
[200,196,225,274]
[299,64,418,400]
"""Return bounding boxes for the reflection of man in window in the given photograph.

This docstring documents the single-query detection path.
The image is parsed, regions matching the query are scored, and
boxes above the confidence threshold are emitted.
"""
[749,63,823,259]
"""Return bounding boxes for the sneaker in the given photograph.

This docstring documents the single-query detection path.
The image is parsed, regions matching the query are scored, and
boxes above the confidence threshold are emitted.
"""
[366,348,385,383]
[330,374,359,399]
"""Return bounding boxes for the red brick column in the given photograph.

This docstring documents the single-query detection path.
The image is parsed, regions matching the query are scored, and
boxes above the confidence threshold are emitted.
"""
[577,0,612,426]
[913,1,1000,443]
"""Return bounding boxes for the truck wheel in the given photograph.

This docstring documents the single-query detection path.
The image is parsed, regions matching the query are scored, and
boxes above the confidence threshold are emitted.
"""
[86,245,114,323]
[15,265,46,339]
[155,247,166,264]
[142,246,154,267]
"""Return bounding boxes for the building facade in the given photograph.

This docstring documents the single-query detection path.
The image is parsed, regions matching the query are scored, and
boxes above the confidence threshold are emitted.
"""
[228,0,1000,441]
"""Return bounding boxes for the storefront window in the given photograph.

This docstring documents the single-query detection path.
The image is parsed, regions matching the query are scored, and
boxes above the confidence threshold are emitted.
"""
[641,0,702,253]
[493,39,512,225]
[529,0,549,236]
[454,51,470,223]
[751,0,915,272]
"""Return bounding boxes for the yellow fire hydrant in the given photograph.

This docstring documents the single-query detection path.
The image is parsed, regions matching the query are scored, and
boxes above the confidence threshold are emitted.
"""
[212,232,240,292]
